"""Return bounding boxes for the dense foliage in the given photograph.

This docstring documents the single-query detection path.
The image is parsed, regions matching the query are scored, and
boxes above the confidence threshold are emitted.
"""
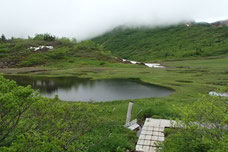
[93,24,228,61]
[160,93,228,152]
[0,34,116,68]
[0,76,136,151]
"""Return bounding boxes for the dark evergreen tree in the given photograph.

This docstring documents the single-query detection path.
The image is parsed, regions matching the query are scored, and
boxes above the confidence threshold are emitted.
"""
[1,34,6,42]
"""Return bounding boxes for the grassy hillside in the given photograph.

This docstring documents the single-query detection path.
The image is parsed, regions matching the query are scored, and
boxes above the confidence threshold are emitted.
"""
[93,23,228,61]
[1,28,228,151]
[0,34,118,68]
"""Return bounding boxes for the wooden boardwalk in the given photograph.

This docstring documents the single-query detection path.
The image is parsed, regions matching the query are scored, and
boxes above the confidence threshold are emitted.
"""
[136,118,176,152]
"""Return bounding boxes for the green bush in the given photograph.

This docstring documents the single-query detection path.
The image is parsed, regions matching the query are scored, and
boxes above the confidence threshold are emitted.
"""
[19,54,47,66]
[0,34,6,42]
[0,43,10,53]
[33,33,55,41]
[0,75,107,152]
[58,38,72,46]
[46,48,68,60]
[0,48,8,53]
[68,58,75,63]
[160,93,228,152]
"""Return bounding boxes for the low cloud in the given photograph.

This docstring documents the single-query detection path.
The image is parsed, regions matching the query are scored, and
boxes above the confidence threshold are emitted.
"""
[0,0,227,41]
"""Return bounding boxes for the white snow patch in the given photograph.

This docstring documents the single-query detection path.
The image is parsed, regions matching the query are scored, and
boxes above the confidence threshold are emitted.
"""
[144,63,165,68]
[209,91,228,97]
[129,60,138,64]
[29,45,53,51]
[121,58,165,68]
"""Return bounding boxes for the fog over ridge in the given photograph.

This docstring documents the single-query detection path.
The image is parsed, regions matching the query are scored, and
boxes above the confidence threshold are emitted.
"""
[0,0,227,41]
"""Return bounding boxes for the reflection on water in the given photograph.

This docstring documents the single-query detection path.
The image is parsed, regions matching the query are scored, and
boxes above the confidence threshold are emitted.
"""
[5,76,174,102]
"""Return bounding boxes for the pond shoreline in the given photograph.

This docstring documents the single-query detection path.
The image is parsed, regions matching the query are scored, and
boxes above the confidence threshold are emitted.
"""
[5,75,175,102]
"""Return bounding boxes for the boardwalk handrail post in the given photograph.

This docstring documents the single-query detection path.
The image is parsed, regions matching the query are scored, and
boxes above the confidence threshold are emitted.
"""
[125,101,134,125]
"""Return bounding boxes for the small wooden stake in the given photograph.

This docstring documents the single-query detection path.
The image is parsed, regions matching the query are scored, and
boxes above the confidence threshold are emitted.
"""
[125,101,134,125]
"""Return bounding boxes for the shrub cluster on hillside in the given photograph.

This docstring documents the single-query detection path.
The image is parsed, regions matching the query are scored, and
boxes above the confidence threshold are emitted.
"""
[93,24,228,61]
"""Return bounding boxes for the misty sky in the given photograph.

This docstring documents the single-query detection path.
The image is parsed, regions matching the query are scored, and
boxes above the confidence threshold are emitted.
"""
[0,0,228,41]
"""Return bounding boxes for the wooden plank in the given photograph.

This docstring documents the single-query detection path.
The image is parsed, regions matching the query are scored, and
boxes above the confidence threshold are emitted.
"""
[136,118,176,152]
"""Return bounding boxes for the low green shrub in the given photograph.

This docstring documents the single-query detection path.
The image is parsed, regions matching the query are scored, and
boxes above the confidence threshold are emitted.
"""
[160,93,228,152]
[19,54,47,66]
[46,48,68,60]
[0,76,136,152]
[0,48,8,53]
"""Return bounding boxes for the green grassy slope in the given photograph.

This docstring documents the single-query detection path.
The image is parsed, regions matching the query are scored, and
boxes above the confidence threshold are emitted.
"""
[92,23,228,61]
[0,34,118,68]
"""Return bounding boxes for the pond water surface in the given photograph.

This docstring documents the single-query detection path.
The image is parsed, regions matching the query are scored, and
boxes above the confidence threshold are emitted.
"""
[5,76,174,102]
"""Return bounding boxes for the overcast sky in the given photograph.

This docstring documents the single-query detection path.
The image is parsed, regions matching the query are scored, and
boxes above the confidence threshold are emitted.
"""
[0,0,228,41]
